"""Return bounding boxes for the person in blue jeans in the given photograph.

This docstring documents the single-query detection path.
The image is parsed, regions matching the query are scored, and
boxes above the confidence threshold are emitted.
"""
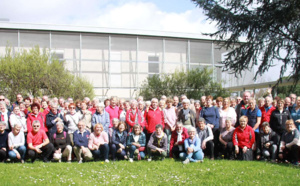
[180,127,204,164]
[127,124,146,162]
[8,124,26,163]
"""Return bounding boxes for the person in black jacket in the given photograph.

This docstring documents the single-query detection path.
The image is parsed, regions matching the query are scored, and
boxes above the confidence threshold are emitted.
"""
[111,121,128,161]
[0,121,8,162]
[256,122,278,161]
[46,102,65,136]
[270,99,291,141]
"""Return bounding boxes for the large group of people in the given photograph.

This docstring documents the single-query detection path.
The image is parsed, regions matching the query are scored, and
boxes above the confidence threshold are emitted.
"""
[0,92,299,165]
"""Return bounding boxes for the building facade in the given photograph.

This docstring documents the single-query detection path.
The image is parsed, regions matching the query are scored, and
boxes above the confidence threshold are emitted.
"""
[0,22,254,99]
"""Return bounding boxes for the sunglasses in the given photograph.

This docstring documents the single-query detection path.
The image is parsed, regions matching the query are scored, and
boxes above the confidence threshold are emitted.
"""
[0,99,4,101]
[70,107,76,109]
[33,125,40,127]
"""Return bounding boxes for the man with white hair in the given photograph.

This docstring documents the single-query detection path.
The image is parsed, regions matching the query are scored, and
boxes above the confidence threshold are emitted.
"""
[91,103,110,133]
[144,98,165,142]
[289,93,297,107]
[260,96,276,124]
[0,101,11,131]
[235,91,251,127]
[177,99,196,131]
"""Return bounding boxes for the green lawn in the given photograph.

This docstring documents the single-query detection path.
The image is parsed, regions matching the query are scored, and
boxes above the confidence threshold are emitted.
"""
[0,159,299,185]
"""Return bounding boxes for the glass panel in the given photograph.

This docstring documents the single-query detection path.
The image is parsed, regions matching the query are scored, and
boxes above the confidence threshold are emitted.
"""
[165,39,187,63]
[81,72,103,87]
[0,30,18,55]
[190,40,212,64]
[122,74,131,87]
[81,34,109,60]
[111,74,122,87]
[81,61,103,72]
[20,31,50,48]
[51,32,80,59]
[111,36,136,61]
[139,37,163,62]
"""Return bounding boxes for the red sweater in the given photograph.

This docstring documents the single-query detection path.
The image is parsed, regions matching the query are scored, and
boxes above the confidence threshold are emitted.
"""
[27,112,47,133]
[144,107,165,133]
[169,127,189,157]
[232,125,255,149]
[260,106,276,124]
[126,108,146,132]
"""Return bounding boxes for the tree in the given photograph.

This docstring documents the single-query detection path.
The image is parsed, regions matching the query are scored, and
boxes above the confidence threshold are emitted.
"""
[0,46,95,100]
[192,0,300,86]
[138,68,230,100]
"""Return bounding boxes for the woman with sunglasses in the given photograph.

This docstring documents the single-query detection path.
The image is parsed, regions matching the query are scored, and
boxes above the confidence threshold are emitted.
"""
[64,103,82,146]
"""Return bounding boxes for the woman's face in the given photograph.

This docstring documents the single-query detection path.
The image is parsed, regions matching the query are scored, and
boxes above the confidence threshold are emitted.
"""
[183,102,189,109]
[32,106,39,114]
[262,126,270,134]
[239,118,247,129]
[156,127,162,136]
[286,123,294,132]
[188,131,195,139]
[134,126,141,135]
[42,102,48,109]
[166,102,173,108]
[206,99,212,107]
[249,100,255,110]
[113,121,119,128]
[223,100,229,108]
[225,120,231,129]
[124,103,130,111]
[119,124,125,132]
[13,107,20,115]
[176,124,183,132]
[81,103,87,110]
[194,102,200,110]
[96,106,104,113]
[56,124,63,133]
[197,121,205,130]
[138,103,144,110]
[69,105,76,114]
[95,126,102,135]
[277,101,284,110]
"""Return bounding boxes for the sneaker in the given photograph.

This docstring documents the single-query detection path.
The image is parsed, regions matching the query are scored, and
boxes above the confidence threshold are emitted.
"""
[78,159,83,164]
[129,158,133,163]
[182,158,190,164]
[147,158,152,162]
[58,159,61,163]
[21,160,25,164]
[105,159,110,163]
[67,160,72,163]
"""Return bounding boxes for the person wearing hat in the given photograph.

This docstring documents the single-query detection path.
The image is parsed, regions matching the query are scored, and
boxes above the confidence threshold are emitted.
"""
[180,126,204,164]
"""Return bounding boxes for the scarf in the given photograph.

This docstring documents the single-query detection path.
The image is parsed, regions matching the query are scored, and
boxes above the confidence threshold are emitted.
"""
[176,130,182,142]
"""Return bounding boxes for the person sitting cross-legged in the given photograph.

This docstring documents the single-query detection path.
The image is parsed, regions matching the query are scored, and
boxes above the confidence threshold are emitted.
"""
[180,127,204,164]
[27,120,54,163]
[111,121,128,161]
[127,124,146,162]
[147,124,167,161]
[8,124,26,163]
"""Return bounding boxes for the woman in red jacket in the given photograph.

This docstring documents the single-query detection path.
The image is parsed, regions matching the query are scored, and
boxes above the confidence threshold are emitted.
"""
[169,122,189,158]
[233,116,255,160]
[126,100,146,132]
[27,103,47,134]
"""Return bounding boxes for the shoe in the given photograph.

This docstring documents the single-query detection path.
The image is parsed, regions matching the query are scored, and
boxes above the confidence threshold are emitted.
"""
[105,159,109,163]
[31,159,36,163]
[147,158,152,162]
[67,160,72,163]
[182,158,190,164]
[129,158,133,163]
[78,159,83,164]
[210,157,214,160]
[124,155,128,160]
[21,160,25,164]
[58,159,61,163]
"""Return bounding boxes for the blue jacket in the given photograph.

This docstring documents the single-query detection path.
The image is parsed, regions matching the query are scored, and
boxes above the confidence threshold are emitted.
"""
[246,106,261,128]
[46,110,65,135]
[126,131,146,147]
[73,129,90,147]
[91,111,110,133]
[184,136,202,153]
[111,129,128,147]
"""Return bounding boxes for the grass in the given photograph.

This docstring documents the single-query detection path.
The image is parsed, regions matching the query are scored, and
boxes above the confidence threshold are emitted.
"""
[0,159,299,185]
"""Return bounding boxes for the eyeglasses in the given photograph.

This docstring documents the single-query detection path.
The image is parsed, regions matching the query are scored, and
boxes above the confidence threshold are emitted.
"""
[0,99,4,101]
[33,125,40,127]
[70,107,76,109]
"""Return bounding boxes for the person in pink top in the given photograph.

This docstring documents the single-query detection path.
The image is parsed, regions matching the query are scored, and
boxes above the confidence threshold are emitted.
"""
[105,96,119,129]
[88,123,109,162]
[164,98,177,154]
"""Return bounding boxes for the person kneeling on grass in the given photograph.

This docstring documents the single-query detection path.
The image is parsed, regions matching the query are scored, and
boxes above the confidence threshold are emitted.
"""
[278,119,300,166]
[169,122,189,159]
[147,124,167,161]
[196,118,214,160]
[111,121,128,161]
[88,123,109,163]
[8,124,26,163]
[127,124,146,162]
[233,116,255,161]
[50,121,72,163]
[180,127,204,164]
[27,120,54,163]
[73,120,93,163]
[256,122,278,162]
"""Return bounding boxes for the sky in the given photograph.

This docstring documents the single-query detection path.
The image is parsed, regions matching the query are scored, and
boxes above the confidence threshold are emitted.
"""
[0,0,290,83]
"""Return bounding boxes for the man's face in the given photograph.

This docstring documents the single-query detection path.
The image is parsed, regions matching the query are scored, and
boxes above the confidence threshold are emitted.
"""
[0,104,5,112]
[243,92,250,103]
[173,97,179,106]
[284,98,291,107]
[32,123,40,133]
[151,100,158,108]
[78,122,85,131]
[0,96,5,102]
[16,95,23,102]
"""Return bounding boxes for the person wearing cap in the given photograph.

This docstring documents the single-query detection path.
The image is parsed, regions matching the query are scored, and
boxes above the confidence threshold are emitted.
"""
[177,99,196,131]
[0,121,8,162]
[256,122,278,162]
[180,126,204,164]
[91,102,110,133]
[147,124,167,161]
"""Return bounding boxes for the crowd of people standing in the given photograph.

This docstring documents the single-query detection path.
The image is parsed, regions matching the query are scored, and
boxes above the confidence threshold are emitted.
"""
[0,92,299,165]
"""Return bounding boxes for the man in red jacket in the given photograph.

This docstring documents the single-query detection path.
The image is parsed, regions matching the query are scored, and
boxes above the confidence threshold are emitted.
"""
[144,98,165,142]
[260,96,276,125]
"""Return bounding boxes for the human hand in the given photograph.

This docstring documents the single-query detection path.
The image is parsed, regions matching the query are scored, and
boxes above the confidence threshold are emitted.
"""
[202,142,206,149]
[242,146,247,153]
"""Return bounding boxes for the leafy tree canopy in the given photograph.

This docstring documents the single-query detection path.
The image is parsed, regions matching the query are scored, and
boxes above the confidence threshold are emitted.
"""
[139,68,230,100]
[192,0,300,86]
[0,46,95,100]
